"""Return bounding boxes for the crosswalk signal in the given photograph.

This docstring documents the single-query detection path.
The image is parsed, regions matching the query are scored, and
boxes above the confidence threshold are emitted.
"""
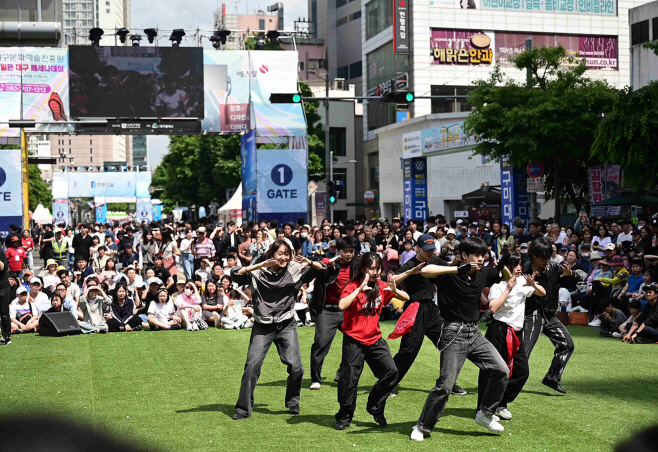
[269,93,302,103]
[382,91,415,103]
[327,181,338,204]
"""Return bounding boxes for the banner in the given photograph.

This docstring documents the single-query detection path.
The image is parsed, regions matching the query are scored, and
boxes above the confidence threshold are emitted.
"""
[241,130,257,222]
[52,200,70,227]
[95,203,107,224]
[136,199,153,223]
[402,131,422,159]
[420,122,478,155]
[589,165,621,217]
[480,0,616,15]
[152,204,163,222]
[431,30,495,66]
[0,48,71,137]
[202,51,250,133]
[403,158,428,222]
[0,148,23,238]
[501,157,532,228]
[256,149,307,221]
[394,0,410,53]
[52,172,152,198]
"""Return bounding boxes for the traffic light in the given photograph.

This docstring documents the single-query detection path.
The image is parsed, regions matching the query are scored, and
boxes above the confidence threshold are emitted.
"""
[327,181,338,204]
[382,91,415,103]
[269,93,302,103]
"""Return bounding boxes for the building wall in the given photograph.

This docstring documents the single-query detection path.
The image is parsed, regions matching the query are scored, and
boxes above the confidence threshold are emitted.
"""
[630,1,658,88]
[132,135,147,167]
[49,134,131,168]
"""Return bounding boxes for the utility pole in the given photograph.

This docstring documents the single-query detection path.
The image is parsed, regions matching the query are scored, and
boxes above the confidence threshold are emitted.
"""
[526,37,538,222]
[324,51,332,224]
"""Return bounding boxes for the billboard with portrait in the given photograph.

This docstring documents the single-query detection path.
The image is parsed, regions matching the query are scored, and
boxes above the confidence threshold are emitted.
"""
[69,46,204,118]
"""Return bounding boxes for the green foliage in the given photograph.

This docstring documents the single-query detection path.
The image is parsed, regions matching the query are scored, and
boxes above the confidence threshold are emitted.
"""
[642,40,658,55]
[107,203,135,213]
[592,82,658,190]
[300,82,326,176]
[28,164,52,211]
[464,46,616,218]
[244,34,283,51]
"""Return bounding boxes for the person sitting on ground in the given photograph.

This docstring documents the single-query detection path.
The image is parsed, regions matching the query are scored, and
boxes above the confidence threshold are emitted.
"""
[92,246,110,275]
[587,255,630,327]
[29,278,51,316]
[599,299,627,337]
[78,281,111,334]
[616,259,645,315]
[75,259,95,283]
[210,263,224,284]
[294,282,315,327]
[194,258,212,285]
[618,299,642,338]
[171,279,186,303]
[120,244,139,270]
[174,280,205,331]
[9,286,40,333]
[124,266,143,294]
[220,289,250,330]
[223,254,238,274]
[42,259,61,293]
[45,288,77,315]
[200,279,225,328]
[99,259,118,291]
[152,254,175,291]
[106,285,143,332]
[147,288,182,331]
[623,285,658,344]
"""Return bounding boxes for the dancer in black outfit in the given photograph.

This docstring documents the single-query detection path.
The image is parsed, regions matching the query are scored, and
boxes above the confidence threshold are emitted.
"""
[0,249,10,345]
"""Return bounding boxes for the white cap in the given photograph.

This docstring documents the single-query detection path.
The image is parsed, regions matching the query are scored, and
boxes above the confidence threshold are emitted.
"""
[446,228,456,236]
[16,286,27,295]
[147,277,163,286]
[30,277,42,286]
[198,226,206,233]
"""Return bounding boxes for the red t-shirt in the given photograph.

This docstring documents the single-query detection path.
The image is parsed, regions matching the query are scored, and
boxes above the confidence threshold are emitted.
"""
[6,247,27,271]
[324,264,352,305]
[22,237,34,252]
[341,280,395,346]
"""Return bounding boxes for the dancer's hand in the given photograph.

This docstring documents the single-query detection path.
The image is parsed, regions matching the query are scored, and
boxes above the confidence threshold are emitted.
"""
[524,271,539,287]
[328,255,340,268]
[408,262,426,275]
[506,275,517,291]
[358,274,371,293]
[384,277,397,293]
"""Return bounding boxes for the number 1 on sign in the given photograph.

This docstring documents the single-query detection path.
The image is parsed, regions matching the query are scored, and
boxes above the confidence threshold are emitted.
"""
[278,166,285,184]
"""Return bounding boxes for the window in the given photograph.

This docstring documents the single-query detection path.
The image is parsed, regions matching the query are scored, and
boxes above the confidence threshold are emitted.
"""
[351,11,362,20]
[90,139,92,144]
[349,61,362,79]
[431,85,474,114]
[69,139,71,145]
[311,0,317,37]
[90,157,93,163]
[69,148,71,154]
[632,20,650,46]
[366,0,393,40]
[299,61,305,71]
[330,128,347,156]
[337,17,348,27]
[259,19,265,30]
[337,65,349,79]
[337,0,348,7]
[333,168,348,199]
[366,42,408,91]
[90,149,93,154]
[654,17,658,40]
[368,154,379,189]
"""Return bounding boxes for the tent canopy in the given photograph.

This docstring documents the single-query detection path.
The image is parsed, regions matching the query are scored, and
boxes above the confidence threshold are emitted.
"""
[32,204,53,224]
[595,192,658,206]
[218,183,242,212]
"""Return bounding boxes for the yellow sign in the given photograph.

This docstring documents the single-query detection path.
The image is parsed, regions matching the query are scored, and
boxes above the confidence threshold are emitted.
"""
[21,131,29,230]
[432,47,493,65]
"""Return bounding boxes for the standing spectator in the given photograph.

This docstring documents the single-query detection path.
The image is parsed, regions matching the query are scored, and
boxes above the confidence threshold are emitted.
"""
[139,230,158,272]
[21,230,35,272]
[250,230,272,261]
[179,230,195,280]
[51,228,68,267]
[6,236,26,279]
[41,224,55,261]
[159,230,180,284]
[194,227,216,270]
[65,228,75,270]
[399,241,416,266]
[494,224,515,257]
[72,224,94,263]
[9,286,39,333]
[119,245,139,270]
[238,234,254,266]
[89,235,102,262]
[104,235,118,258]
[0,247,11,344]
[477,220,492,246]
[222,222,240,258]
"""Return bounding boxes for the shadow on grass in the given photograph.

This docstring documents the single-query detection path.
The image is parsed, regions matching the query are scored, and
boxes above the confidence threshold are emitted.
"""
[175,403,289,418]
[522,390,564,397]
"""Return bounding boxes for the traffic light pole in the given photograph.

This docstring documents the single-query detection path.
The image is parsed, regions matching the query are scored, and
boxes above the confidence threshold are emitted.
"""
[324,67,332,225]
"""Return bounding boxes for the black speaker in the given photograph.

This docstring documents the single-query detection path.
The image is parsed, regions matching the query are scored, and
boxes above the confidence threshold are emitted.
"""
[39,312,82,337]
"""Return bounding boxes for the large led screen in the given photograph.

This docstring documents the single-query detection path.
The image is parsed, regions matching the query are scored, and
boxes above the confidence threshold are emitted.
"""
[68,46,204,118]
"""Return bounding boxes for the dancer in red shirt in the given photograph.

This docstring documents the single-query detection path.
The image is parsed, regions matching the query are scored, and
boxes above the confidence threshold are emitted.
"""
[335,253,409,430]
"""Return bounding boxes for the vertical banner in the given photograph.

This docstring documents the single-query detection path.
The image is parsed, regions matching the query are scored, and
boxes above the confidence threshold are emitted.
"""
[394,0,410,53]
[315,193,327,225]
[95,204,107,224]
[241,130,257,222]
[152,204,163,222]
[605,165,621,216]
[0,148,24,238]
[403,158,428,222]
[52,200,70,227]
[21,131,29,230]
[136,199,153,223]
[256,149,308,223]
[500,157,531,228]
[588,166,606,217]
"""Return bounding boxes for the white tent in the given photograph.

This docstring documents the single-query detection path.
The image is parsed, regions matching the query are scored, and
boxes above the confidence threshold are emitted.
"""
[32,204,53,224]
[218,183,242,226]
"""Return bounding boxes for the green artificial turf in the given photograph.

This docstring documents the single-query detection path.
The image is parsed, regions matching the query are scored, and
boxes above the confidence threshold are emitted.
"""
[0,322,656,451]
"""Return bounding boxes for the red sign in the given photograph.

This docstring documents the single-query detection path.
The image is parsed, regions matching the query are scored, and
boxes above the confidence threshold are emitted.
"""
[526,162,544,178]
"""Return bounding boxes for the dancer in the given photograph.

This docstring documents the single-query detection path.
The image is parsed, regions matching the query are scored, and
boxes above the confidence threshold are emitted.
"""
[521,238,575,394]
[410,237,509,441]
[478,252,545,421]
[309,236,358,390]
[231,240,325,420]
[335,253,408,430]
[391,234,467,396]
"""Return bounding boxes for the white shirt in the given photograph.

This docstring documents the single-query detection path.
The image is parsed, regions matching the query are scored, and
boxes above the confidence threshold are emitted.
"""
[180,238,193,255]
[32,291,51,317]
[617,232,633,244]
[155,89,188,117]
[148,299,176,323]
[489,279,535,331]
[412,231,422,241]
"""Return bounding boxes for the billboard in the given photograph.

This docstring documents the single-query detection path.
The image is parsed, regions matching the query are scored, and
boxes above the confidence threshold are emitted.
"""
[256,149,307,221]
[69,46,204,118]
[136,199,153,223]
[480,0,615,15]
[241,130,257,222]
[500,157,531,228]
[0,48,71,138]
[589,165,621,217]
[403,158,429,222]
[52,171,152,198]
[202,51,250,133]
[402,131,422,159]
[0,148,23,237]
[95,203,107,223]
[431,30,495,66]
[421,122,478,155]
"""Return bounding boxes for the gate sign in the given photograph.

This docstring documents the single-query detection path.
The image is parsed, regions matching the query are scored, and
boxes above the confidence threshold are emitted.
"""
[257,149,308,221]
[526,162,544,178]
[136,199,153,223]
[403,158,428,222]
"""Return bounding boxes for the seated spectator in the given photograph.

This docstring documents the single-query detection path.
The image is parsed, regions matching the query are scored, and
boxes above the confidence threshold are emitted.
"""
[152,254,174,291]
[325,240,338,259]
[210,263,224,283]
[219,275,233,294]
[577,245,594,274]
[42,259,61,293]
[106,285,142,332]
[29,278,51,316]
[44,291,77,315]
[294,283,315,327]
[99,259,118,291]
[78,281,111,334]
[616,259,645,315]
[194,258,212,285]
[92,246,110,274]
[400,240,416,266]
[147,288,182,331]
[120,244,139,269]
[357,231,370,254]
[9,286,39,333]
[124,266,143,294]
[220,289,250,329]
[133,281,149,322]
[75,259,95,283]
[174,280,205,331]
[200,279,226,328]
[223,254,238,274]
[598,300,627,337]
[618,300,642,338]
[144,268,156,281]
[570,252,610,311]
[172,279,186,303]
[550,244,564,264]
[637,269,658,309]
[623,285,658,344]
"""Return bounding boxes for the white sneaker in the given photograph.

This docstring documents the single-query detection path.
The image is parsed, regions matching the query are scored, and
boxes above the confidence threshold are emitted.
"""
[570,306,587,313]
[612,332,622,338]
[224,324,234,330]
[310,382,321,390]
[588,318,601,327]
[388,392,397,398]
[187,322,194,331]
[410,426,427,442]
[475,410,504,433]
[192,322,199,331]
[496,407,512,420]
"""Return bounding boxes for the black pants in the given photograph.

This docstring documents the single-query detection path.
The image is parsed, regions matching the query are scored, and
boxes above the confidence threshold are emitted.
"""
[0,286,11,340]
[310,308,344,383]
[106,315,143,332]
[392,300,443,387]
[478,320,529,409]
[336,335,398,424]
[521,310,574,383]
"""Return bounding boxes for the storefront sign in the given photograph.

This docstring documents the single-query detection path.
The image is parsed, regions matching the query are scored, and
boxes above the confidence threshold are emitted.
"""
[480,0,616,15]
[402,131,422,159]
[394,0,410,53]
[589,165,622,217]
[431,30,494,66]
[403,158,428,221]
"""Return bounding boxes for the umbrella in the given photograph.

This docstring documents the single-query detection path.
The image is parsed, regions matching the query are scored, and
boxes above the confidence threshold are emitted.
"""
[595,193,658,206]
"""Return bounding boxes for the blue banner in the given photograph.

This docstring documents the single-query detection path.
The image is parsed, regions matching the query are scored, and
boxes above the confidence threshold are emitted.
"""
[152,204,162,222]
[256,149,307,222]
[403,158,428,222]
[52,201,70,227]
[0,148,23,238]
[95,204,107,224]
[241,130,257,222]
[500,157,531,228]
[136,199,152,223]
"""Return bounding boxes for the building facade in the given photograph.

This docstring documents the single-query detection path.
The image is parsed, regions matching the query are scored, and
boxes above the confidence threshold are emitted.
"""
[630,1,658,88]
[62,0,131,46]
[132,135,147,167]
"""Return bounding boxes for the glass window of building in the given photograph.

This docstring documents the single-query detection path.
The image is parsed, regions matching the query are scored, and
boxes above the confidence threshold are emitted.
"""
[366,0,393,40]
[430,86,474,114]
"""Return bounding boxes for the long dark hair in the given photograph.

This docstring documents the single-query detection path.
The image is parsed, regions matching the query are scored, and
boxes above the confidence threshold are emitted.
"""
[350,252,382,316]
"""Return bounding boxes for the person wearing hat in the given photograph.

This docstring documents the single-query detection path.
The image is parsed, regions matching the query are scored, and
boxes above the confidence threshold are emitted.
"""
[617,219,634,245]
[477,220,492,246]
[52,228,68,267]
[194,226,217,271]
[6,236,27,280]
[78,280,111,334]
[0,246,12,344]
[28,277,50,315]
[623,285,658,343]
[441,229,460,261]
[21,270,34,292]
[586,255,630,328]
[9,286,39,334]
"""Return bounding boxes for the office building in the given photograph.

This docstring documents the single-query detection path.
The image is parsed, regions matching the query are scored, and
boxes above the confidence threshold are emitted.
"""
[630,1,658,88]
[214,5,280,50]
[133,135,147,167]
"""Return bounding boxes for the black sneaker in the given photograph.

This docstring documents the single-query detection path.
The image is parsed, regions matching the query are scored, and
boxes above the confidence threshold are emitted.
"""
[232,413,250,421]
[541,376,566,394]
[372,413,387,426]
[133,325,142,331]
[169,324,182,331]
[288,404,300,415]
[0,337,9,345]
[335,421,350,430]
[451,384,467,395]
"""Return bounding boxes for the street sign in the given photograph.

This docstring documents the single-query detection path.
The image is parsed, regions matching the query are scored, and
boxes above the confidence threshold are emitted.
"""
[526,162,544,178]
[526,177,545,193]
[454,211,469,218]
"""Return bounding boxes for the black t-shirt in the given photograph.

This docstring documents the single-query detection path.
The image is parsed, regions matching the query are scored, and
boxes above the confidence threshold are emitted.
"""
[137,290,159,314]
[287,235,302,253]
[395,255,445,302]
[42,230,54,251]
[153,266,171,284]
[433,258,501,323]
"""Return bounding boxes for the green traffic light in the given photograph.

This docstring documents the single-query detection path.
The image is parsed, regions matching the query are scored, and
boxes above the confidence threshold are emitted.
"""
[329,196,336,203]
[293,94,301,103]
[406,93,414,102]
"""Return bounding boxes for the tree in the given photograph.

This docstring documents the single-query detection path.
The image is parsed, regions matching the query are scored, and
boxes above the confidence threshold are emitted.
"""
[591,43,658,190]
[28,164,52,211]
[299,82,325,177]
[464,46,616,223]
